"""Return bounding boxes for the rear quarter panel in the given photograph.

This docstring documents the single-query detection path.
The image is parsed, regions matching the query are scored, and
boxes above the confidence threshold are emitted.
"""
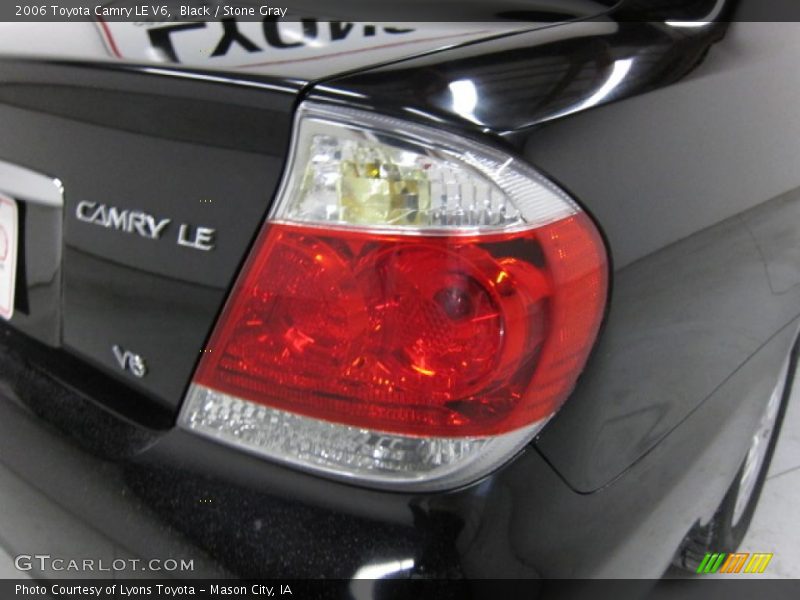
[314,16,800,494]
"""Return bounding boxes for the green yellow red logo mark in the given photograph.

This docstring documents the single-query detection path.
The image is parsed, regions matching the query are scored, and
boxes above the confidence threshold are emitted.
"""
[697,552,773,574]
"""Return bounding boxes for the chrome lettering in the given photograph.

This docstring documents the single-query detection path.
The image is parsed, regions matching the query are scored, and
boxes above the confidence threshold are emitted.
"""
[178,224,216,251]
[106,206,128,231]
[76,201,97,222]
[148,216,172,239]
[75,202,213,251]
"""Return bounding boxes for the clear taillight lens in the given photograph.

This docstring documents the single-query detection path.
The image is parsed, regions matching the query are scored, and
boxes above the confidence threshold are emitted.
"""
[179,102,608,490]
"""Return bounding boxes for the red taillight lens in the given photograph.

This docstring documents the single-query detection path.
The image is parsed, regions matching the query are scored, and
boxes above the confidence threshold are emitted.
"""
[194,213,605,437]
[180,102,608,490]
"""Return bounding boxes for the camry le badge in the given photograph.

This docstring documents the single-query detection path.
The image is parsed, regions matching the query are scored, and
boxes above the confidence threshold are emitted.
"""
[76,201,215,251]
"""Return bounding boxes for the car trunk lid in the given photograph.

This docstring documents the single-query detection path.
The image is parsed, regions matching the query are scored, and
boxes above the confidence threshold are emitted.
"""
[0,58,299,415]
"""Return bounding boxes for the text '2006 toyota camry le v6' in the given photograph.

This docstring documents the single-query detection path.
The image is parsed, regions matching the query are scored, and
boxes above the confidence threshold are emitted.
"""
[0,0,798,587]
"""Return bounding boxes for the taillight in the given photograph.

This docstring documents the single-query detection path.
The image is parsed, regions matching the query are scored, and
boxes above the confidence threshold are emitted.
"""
[179,102,608,490]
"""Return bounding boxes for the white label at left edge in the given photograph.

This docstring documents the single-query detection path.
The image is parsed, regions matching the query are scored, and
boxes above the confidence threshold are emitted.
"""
[0,193,18,320]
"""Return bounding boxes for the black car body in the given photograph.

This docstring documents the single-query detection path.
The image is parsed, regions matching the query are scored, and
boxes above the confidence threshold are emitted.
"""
[0,0,798,585]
